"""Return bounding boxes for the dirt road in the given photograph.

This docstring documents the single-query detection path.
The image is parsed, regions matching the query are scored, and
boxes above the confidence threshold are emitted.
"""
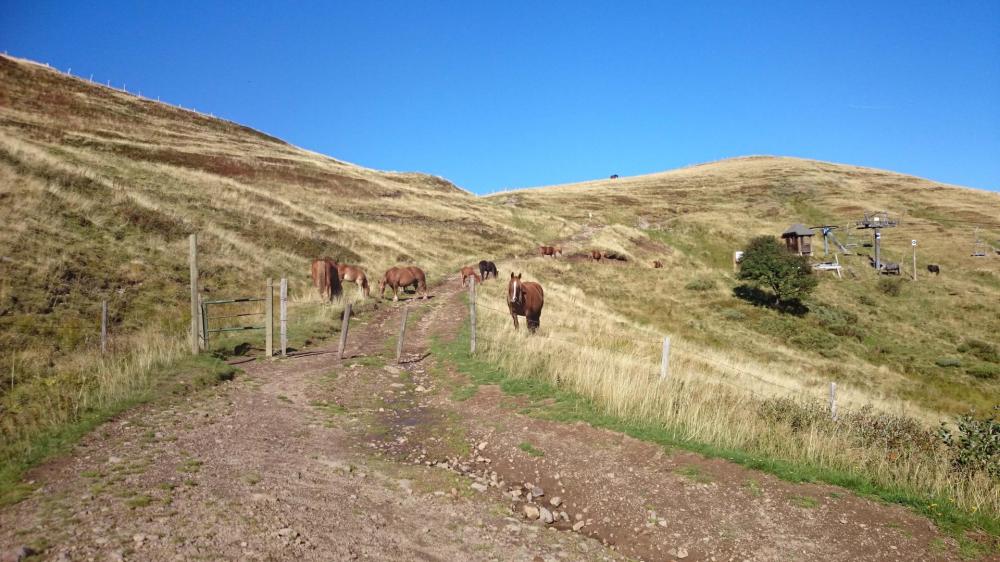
[0,277,965,561]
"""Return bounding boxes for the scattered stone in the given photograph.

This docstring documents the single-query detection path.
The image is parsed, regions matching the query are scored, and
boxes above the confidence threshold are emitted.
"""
[668,547,689,559]
[560,511,569,522]
[523,505,540,520]
[539,507,554,524]
[2,546,36,562]
[415,385,427,392]
[550,496,562,507]
[477,441,488,451]
[531,486,544,497]
[107,456,123,464]
[470,483,488,493]
[277,528,298,539]
[572,521,586,532]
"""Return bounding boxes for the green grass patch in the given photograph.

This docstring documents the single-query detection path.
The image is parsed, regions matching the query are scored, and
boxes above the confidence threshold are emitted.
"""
[675,466,712,483]
[789,495,819,508]
[125,494,153,509]
[432,326,999,550]
[518,442,545,457]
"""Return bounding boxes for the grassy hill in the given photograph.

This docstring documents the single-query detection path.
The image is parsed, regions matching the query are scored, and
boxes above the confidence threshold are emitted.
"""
[1,54,998,531]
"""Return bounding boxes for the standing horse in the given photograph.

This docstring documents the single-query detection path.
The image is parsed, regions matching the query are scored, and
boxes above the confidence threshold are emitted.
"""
[460,265,482,286]
[335,263,370,298]
[310,258,342,301]
[378,266,428,301]
[652,260,663,268]
[478,260,498,280]
[590,250,602,261]
[508,272,544,333]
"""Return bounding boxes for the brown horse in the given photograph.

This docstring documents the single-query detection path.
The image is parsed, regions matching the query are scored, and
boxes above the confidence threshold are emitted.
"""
[310,258,342,301]
[379,266,428,301]
[508,272,544,333]
[460,265,481,286]
[590,250,602,261]
[539,245,562,258]
[652,260,663,268]
[336,262,370,298]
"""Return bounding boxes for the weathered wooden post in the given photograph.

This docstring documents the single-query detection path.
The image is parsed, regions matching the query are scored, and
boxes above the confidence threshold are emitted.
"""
[396,306,409,364]
[338,302,352,360]
[188,233,200,354]
[660,336,671,380]
[265,278,274,358]
[469,280,477,354]
[279,278,288,357]
[911,239,917,282]
[100,300,108,354]
[829,382,838,421]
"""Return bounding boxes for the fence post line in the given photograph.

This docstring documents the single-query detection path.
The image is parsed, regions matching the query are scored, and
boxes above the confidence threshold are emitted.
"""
[829,382,838,420]
[659,336,671,379]
[338,302,352,360]
[265,278,274,358]
[396,306,409,364]
[188,233,200,354]
[199,295,208,350]
[469,280,477,354]
[279,278,288,357]
[100,300,108,354]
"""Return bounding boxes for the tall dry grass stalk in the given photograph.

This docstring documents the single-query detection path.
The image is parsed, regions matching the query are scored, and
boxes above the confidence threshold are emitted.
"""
[473,270,999,518]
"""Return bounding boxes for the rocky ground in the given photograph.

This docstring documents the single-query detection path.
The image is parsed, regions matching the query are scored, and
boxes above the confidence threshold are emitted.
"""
[0,277,970,561]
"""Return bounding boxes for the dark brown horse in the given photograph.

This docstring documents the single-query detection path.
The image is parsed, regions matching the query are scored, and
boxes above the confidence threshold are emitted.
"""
[508,272,544,333]
[590,250,602,261]
[335,262,370,298]
[379,266,428,301]
[311,258,342,301]
[460,265,481,286]
[478,260,498,280]
[652,260,663,268]
[539,245,562,258]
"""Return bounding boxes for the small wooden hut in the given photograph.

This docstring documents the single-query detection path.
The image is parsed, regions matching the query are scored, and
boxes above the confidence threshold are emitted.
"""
[781,224,815,256]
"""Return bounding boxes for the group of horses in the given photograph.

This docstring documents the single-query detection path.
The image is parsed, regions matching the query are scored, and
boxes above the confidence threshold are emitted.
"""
[311,257,544,333]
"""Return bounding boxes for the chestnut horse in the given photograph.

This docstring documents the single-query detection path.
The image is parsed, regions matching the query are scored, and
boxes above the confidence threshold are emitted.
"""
[379,266,428,301]
[508,272,544,333]
[590,250,602,261]
[310,258,342,301]
[539,245,562,258]
[336,262,370,298]
[460,265,481,286]
[652,260,663,268]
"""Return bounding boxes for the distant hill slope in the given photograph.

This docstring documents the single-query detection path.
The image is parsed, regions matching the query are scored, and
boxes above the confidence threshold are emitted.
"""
[487,156,1000,413]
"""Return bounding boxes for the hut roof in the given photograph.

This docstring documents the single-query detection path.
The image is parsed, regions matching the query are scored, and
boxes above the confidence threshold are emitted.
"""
[782,223,815,238]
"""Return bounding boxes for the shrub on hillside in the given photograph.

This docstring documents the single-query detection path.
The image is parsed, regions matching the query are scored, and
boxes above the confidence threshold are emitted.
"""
[958,339,999,364]
[938,406,1000,478]
[966,364,1000,380]
[737,236,817,306]
[935,357,963,368]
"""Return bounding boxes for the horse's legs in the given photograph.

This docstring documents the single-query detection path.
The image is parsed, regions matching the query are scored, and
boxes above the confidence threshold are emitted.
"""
[527,316,539,334]
[511,313,519,330]
[393,285,399,302]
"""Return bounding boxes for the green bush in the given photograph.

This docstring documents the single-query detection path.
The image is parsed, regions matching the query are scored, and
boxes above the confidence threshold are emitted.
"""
[737,236,818,305]
[938,406,1000,478]
[858,294,877,307]
[935,357,963,368]
[685,278,716,291]
[958,339,1000,363]
[877,277,903,297]
[812,305,864,339]
[966,364,1000,380]
[720,308,745,321]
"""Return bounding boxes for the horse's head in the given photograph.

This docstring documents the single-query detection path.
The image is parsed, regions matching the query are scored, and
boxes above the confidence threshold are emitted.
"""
[508,272,523,305]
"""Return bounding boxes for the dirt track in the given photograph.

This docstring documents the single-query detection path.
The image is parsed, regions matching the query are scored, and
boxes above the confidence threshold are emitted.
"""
[0,277,967,561]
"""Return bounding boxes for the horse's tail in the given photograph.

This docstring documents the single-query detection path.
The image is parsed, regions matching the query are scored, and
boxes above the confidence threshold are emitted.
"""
[361,275,370,297]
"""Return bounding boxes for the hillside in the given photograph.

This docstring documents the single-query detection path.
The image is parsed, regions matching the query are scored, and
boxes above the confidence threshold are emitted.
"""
[486,157,1000,415]
[1,54,999,555]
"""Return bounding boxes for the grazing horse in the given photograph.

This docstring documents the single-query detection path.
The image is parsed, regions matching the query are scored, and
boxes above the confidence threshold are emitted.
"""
[310,258,342,301]
[539,245,562,258]
[460,265,482,286]
[478,260,498,280]
[603,251,628,262]
[653,260,663,268]
[335,262,370,298]
[868,255,901,275]
[590,250,602,261]
[508,272,544,333]
[610,174,619,180]
[378,266,428,301]
[927,264,941,275]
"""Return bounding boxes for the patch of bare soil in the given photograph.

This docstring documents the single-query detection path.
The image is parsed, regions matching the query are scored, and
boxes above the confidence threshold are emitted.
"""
[0,277,973,561]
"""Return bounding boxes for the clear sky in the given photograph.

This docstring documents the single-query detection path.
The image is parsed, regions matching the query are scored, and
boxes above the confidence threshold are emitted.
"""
[3,1,998,193]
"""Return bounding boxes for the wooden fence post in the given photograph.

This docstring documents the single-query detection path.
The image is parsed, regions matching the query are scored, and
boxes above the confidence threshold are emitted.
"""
[829,382,837,420]
[659,336,671,379]
[279,278,288,357]
[396,306,409,364]
[188,233,200,354]
[469,280,477,354]
[100,300,108,354]
[265,278,274,358]
[338,303,352,360]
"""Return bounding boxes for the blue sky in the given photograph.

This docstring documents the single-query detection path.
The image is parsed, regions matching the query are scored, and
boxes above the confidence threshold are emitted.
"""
[3,1,999,193]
